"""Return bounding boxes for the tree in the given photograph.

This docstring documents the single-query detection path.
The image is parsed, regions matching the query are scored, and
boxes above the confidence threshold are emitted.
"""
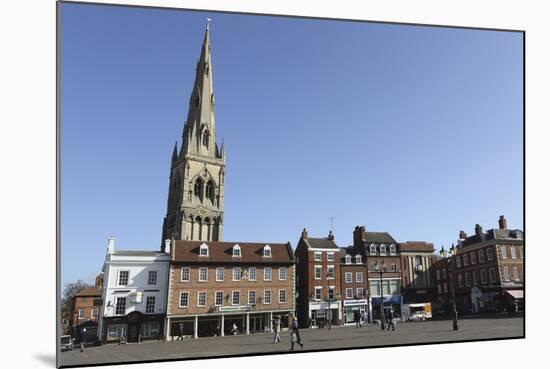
[60,280,91,334]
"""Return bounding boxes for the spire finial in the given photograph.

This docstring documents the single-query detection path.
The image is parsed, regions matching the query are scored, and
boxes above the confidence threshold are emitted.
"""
[206,17,211,31]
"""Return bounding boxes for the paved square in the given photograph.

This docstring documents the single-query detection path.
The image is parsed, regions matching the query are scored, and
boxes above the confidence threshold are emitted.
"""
[60,316,524,367]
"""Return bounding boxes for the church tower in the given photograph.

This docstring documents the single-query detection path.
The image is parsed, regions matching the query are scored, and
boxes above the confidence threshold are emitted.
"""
[161,21,225,243]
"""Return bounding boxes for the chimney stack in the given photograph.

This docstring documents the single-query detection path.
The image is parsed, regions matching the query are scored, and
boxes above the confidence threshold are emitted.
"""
[107,237,116,254]
[459,230,467,240]
[475,224,483,236]
[353,226,367,247]
[327,230,334,241]
[498,215,507,230]
[163,239,171,255]
[301,228,308,240]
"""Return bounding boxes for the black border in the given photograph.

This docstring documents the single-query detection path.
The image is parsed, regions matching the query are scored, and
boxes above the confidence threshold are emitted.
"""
[56,1,526,368]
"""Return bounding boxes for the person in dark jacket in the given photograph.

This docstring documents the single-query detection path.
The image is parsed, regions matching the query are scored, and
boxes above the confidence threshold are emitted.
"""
[79,329,87,352]
[290,315,303,348]
[386,310,396,331]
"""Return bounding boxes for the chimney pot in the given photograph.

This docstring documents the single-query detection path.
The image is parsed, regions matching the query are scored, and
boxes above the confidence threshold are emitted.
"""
[301,228,308,240]
[328,230,334,241]
[459,230,467,240]
[475,224,483,236]
[498,215,507,230]
[164,239,171,254]
[107,237,116,254]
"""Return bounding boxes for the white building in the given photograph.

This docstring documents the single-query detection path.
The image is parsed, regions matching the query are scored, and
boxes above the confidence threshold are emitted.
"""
[98,238,171,343]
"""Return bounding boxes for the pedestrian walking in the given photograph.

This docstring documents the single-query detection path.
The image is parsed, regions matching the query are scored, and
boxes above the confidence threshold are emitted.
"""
[177,323,184,341]
[291,315,304,348]
[272,316,281,343]
[386,310,396,331]
[354,310,362,328]
[231,323,239,335]
[79,328,86,352]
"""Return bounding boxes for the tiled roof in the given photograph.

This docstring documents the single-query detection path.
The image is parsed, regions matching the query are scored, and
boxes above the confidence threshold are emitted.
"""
[112,250,166,256]
[172,240,294,263]
[304,237,340,250]
[363,232,397,244]
[460,229,524,247]
[75,287,101,297]
[399,241,434,252]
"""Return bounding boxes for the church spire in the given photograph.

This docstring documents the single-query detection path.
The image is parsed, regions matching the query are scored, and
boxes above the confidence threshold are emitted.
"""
[181,20,219,159]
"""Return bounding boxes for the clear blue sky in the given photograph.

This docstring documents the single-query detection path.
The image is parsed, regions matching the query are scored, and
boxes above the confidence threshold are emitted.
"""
[60,3,523,287]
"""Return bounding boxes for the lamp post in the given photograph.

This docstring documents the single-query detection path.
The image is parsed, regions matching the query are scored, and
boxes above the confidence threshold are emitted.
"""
[374,260,387,330]
[439,244,459,331]
[326,271,332,330]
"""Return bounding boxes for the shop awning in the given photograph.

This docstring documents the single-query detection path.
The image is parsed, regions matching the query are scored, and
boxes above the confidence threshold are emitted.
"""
[506,290,524,299]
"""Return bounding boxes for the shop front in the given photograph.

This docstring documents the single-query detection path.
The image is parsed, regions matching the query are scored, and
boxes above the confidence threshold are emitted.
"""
[309,301,341,328]
[102,311,164,343]
[342,299,367,325]
[168,308,293,339]
[371,295,402,320]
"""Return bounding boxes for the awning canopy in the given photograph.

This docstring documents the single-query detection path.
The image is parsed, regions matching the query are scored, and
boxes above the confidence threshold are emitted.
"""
[506,290,524,299]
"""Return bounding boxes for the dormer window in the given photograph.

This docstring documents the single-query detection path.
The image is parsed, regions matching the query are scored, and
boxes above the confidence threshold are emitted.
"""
[232,244,241,257]
[263,245,272,257]
[380,244,387,256]
[370,244,377,256]
[199,243,209,256]
[345,255,352,264]
[389,244,396,255]
[355,255,362,264]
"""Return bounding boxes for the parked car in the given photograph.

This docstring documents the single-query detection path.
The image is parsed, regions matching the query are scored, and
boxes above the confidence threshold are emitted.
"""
[60,335,74,351]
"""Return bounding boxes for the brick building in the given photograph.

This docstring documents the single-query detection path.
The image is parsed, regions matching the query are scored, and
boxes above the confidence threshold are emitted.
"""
[295,229,342,328]
[452,215,524,313]
[339,246,369,325]
[71,281,102,343]
[352,226,403,320]
[432,257,452,315]
[433,215,524,315]
[165,240,296,339]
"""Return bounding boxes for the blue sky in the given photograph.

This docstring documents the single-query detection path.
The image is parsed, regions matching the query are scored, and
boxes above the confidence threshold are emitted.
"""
[60,3,523,287]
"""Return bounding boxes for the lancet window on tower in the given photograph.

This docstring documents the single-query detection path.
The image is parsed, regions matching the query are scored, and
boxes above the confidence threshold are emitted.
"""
[194,178,204,201]
[202,129,209,148]
[205,180,215,204]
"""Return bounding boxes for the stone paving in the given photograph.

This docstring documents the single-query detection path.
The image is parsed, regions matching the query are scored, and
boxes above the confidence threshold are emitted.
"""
[59,316,524,367]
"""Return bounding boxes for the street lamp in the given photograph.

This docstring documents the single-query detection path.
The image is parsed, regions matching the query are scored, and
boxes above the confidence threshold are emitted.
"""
[439,244,459,331]
[326,272,332,330]
[374,260,387,330]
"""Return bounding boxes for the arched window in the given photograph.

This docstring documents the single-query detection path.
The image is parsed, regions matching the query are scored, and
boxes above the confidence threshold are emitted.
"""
[205,180,215,203]
[199,243,208,256]
[263,245,271,257]
[194,178,204,201]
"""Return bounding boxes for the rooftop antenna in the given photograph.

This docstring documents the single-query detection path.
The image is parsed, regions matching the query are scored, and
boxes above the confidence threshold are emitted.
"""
[329,216,335,233]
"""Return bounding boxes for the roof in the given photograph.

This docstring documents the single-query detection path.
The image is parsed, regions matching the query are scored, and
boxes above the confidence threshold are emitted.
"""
[460,228,524,248]
[399,241,435,252]
[75,287,101,297]
[304,237,340,250]
[363,232,397,244]
[112,250,166,256]
[172,240,295,264]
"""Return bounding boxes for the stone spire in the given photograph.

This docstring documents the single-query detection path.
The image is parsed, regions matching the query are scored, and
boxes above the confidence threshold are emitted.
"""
[181,21,220,159]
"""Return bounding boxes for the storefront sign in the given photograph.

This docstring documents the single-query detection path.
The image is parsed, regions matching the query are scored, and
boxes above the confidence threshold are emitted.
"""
[310,302,339,310]
[371,295,402,306]
[343,299,367,306]
[218,305,252,312]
